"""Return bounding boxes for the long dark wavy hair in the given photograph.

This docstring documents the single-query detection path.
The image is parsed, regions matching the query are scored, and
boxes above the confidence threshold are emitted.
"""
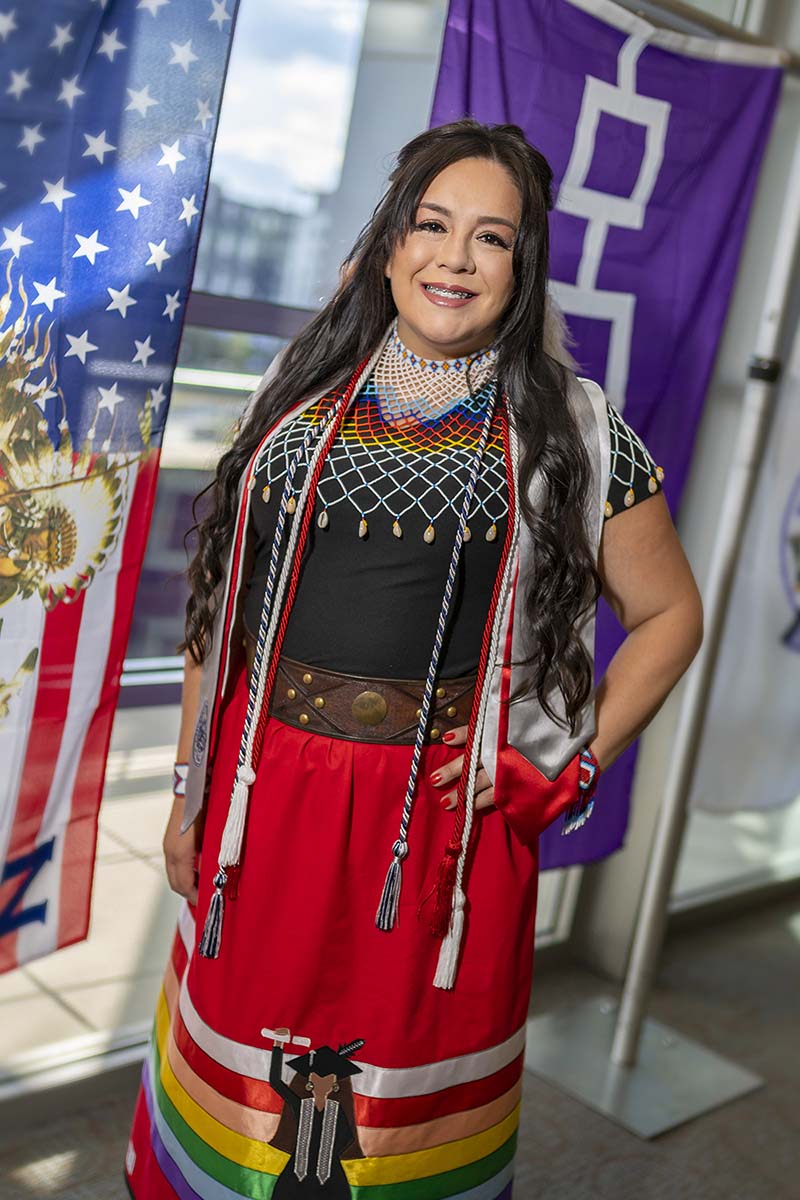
[180,117,601,735]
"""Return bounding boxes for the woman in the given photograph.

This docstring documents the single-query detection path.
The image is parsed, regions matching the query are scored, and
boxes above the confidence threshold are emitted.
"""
[125,118,703,1199]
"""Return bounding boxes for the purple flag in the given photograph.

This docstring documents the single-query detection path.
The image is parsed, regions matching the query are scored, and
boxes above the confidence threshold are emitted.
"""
[430,0,782,868]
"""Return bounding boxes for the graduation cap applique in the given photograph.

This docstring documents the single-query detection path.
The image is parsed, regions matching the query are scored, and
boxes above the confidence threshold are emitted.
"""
[287,1039,365,1079]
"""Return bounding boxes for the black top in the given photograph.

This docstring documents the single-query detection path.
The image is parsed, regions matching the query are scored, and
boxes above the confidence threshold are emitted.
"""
[242,377,664,679]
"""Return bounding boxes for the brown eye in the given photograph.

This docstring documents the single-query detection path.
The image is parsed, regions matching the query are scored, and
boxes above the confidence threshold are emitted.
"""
[479,232,510,249]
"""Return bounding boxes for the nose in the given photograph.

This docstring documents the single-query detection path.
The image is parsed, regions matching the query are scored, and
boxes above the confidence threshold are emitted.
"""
[435,230,475,275]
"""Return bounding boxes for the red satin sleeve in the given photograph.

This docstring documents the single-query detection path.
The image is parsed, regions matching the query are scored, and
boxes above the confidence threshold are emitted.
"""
[491,742,583,847]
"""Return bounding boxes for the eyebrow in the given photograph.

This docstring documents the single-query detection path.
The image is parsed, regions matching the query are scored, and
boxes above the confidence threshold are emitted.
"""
[418,202,517,233]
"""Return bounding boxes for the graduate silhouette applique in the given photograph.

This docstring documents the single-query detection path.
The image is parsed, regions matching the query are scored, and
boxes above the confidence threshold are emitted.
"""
[264,1027,365,1197]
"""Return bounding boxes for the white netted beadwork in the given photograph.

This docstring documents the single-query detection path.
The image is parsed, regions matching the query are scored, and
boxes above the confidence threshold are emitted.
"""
[605,400,665,516]
[254,319,509,542]
[374,316,499,420]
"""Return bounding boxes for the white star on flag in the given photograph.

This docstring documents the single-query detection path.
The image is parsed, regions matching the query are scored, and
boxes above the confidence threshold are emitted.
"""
[41,177,76,213]
[73,230,109,266]
[97,381,126,414]
[50,23,75,54]
[138,0,170,15]
[58,75,86,108]
[209,1,231,31]
[1,223,33,257]
[18,124,45,155]
[169,39,198,73]
[150,383,167,412]
[116,184,151,219]
[0,11,18,42]
[31,382,59,412]
[195,98,213,131]
[179,194,198,226]
[163,290,181,321]
[83,130,116,164]
[32,277,66,311]
[145,239,171,271]
[97,29,126,62]
[65,330,99,364]
[126,84,159,117]
[106,283,137,317]
[157,139,186,174]
[132,335,156,367]
[7,68,31,100]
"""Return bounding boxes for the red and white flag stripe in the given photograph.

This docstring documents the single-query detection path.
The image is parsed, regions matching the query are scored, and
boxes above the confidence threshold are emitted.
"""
[0,453,160,974]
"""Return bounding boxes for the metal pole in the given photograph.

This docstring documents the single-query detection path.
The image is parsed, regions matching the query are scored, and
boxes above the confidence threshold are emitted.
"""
[610,128,800,1067]
[623,0,799,71]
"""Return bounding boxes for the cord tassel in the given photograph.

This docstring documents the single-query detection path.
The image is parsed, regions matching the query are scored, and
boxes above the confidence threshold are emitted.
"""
[433,887,466,990]
[219,765,256,865]
[375,839,407,930]
[198,870,227,959]
[426,842,460,938]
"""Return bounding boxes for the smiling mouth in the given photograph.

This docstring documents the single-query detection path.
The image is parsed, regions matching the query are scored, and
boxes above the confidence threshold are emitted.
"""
[422,283,477,299]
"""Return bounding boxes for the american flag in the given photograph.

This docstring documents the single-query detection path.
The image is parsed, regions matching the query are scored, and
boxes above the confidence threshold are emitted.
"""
[0,0,239,973]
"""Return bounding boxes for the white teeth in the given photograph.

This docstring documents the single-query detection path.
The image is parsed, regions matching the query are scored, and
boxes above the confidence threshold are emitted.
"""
[425,285,473,299]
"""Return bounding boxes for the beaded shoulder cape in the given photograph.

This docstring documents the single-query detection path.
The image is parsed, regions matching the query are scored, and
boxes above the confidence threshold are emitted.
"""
[252,318,508,546]
[251,318,664,544]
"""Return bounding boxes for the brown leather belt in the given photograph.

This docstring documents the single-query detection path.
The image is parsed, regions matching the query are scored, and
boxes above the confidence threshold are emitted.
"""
[242,627,476,744]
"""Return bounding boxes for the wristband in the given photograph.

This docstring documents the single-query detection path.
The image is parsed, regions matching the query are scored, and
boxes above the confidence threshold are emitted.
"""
[562,744,602,836]
[578,744,601,799]
[173,761,189,797]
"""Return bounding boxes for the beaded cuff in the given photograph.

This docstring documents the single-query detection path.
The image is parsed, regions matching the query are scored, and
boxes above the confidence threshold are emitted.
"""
[562,745,601,835]
[173,762,189,798]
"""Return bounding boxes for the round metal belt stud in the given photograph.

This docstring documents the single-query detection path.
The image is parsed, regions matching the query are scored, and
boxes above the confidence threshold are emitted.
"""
[351,690,388,726]
[415,707,423,718]
[298,712,310,725]
[302,672,313,684]
[286,687,297,700]
[436,686,446,698]
[313,696,325,709]
[430,727,440,739]
[446,705,457,717]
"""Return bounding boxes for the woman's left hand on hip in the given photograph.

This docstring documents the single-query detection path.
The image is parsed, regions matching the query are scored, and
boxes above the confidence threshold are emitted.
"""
[429,725,495,811]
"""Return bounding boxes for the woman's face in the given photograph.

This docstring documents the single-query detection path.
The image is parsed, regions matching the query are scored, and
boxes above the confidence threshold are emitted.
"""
[384,156,521,361]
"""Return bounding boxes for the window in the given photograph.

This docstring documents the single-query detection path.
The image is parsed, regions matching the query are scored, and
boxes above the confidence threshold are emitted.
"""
[125,0,450,673]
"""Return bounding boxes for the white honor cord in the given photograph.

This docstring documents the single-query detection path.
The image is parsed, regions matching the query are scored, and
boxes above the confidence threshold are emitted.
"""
[434,413,522,990]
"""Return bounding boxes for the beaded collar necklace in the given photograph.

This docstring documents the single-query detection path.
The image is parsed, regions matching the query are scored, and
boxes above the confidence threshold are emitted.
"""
[387,318,498,376]
[376,318,498,425]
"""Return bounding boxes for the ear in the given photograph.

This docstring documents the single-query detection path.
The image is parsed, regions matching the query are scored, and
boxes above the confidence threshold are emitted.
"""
[383,256,392,280]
